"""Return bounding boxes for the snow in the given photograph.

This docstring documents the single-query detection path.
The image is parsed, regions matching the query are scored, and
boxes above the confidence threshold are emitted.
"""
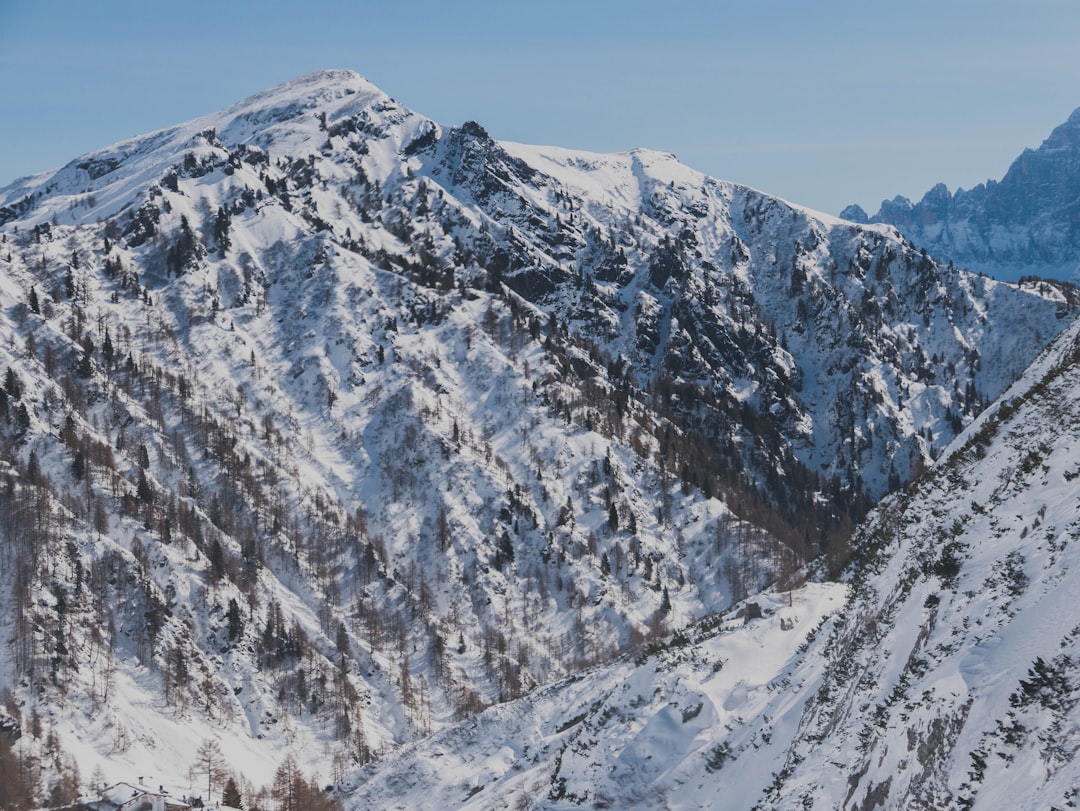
[0,67,1076,809]
[759,315,1080,808]
[339,583,847,810]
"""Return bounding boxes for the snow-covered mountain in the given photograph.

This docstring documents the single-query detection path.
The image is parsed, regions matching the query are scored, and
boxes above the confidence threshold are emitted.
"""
[338,294,1080,811]
[0,69,1074,804]
[4,71,1071,504]
[842,107,1080,282]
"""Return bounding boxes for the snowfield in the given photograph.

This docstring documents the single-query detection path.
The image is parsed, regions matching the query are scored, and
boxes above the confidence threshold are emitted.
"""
[340,583,848,810]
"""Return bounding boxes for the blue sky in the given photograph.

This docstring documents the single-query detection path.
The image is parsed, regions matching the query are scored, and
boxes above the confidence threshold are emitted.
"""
[2,0,1080,214]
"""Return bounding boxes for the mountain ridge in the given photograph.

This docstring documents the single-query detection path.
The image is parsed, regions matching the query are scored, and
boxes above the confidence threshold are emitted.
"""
[0,69,1075,806]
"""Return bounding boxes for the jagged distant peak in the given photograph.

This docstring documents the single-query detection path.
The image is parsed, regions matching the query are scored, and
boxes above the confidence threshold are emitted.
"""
[1029,104,1080,153]
[849,103,1080,281]
[838,203,869,223]
[1051,103,1080,131]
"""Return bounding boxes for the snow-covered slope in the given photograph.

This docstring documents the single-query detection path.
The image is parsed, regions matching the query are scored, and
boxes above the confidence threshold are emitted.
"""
[843,106,1080,282]
[339,583,847,810]
[0,70,1074,804]
[334,306,1080,811]
[763,312,1080,809]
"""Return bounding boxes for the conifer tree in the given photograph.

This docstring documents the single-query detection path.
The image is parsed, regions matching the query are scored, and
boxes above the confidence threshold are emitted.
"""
[222,776,243,809]
[4,367,20,399]
[102,327,114,368]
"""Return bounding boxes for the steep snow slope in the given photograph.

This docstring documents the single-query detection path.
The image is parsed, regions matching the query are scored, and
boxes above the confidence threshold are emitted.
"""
[762,313,1080,809]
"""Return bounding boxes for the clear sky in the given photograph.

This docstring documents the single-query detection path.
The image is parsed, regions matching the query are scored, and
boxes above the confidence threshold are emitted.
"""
[3,0,1080,215]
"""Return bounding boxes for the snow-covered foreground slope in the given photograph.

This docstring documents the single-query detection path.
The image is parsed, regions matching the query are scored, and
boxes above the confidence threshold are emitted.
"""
[0,70,1075,805]
[339,583,846,810]
[765,314,1080,809]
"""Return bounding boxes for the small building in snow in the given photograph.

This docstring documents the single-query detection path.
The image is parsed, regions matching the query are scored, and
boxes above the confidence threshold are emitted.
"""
[85,782,193,811]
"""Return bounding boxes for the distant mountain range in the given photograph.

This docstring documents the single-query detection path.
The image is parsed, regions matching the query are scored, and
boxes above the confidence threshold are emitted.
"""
[842,107,1080,282]
[0,70,1077,807]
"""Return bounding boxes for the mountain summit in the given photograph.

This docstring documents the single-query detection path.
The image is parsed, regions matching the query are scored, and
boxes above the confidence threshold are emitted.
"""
[843,106,1080,281]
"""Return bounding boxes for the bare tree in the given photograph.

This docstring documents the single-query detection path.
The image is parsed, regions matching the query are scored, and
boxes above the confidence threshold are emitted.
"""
[192,737,225,802]
[271,755,342,811]
[271,756,303,811]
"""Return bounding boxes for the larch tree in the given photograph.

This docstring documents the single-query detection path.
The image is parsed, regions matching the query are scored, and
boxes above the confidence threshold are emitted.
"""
[193,737,226,802]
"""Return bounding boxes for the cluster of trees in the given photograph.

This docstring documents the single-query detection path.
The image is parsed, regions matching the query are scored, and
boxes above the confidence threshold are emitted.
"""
[0,228,388,783]
[189,738,343,811]
[0,695,81,810]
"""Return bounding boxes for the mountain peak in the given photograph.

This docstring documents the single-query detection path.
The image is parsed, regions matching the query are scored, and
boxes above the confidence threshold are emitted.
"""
[1038,104,1080,152]
[848,103,1080,281]
[0,68,405,227]
[234,68,379,104]
[217,67,390,125]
